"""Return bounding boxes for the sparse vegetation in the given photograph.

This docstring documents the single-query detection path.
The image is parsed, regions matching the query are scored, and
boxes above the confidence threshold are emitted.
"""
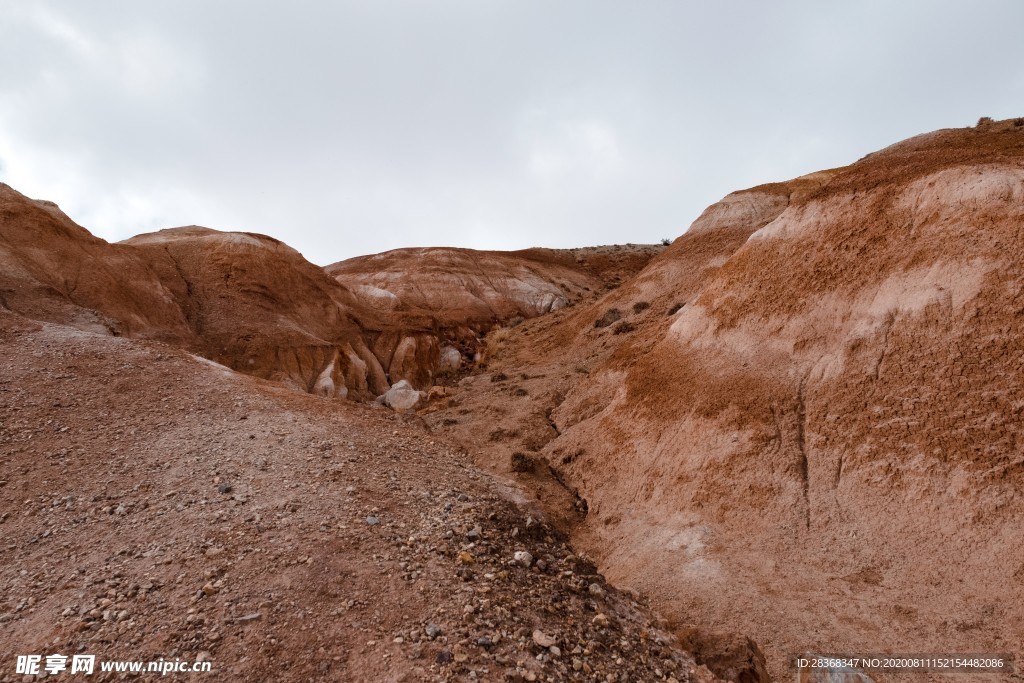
[660,238,671,246]
[632,301,650,314]
[667,302,685,315]
[977,116,994,127]
[490,372,509,383]
[512,387,528,397]
[613,321,635,334]
[594,308,622,328]
[510,451,536,473]
[483,325,513,362]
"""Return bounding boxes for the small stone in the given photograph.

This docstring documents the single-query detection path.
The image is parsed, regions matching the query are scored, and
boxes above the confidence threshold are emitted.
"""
[588,583,605,597]
[457,551,475,565]
[466,527,481,541]
[237,612,262,622]
[572,658,583,671]
[201,582,217,596]
[217,483,232,494]
[436,650,453,665]
[549,645,561,656]
[513,551,533,567]
[425,624,442,639]
[532,630,556,648]
[365,516,380,526]
[592,613,609,627]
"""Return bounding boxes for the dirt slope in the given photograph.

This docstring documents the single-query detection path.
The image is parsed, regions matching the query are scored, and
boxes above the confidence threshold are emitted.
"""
[0,308,723,683]
[426,120,1024,680]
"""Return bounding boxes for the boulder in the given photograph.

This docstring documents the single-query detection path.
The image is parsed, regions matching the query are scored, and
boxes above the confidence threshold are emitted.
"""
[439,345,463,372]
[378,380,426,412]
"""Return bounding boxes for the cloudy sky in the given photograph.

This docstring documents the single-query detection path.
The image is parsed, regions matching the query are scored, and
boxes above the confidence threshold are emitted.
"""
[1,1,1022,264]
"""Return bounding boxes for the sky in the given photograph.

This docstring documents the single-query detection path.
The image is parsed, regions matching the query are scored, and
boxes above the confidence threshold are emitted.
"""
[0,1,1022,265]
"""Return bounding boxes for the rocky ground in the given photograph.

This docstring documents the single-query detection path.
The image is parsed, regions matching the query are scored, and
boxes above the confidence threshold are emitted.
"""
[0,312,721,682]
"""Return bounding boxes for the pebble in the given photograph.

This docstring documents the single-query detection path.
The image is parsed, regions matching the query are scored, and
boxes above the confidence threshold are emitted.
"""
[513,551,533,567]
[365,516,380,526]
[532,630,556,648]
[425,624,442,639]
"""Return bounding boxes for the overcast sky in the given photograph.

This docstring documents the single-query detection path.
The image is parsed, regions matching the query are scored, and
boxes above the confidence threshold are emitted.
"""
[1,1,1022,265]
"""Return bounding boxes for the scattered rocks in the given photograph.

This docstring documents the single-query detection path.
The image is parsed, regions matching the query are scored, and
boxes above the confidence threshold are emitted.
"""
[0,320,710,683]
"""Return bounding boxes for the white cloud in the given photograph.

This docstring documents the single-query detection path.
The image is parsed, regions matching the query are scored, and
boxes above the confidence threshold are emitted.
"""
[0,0,1021,263]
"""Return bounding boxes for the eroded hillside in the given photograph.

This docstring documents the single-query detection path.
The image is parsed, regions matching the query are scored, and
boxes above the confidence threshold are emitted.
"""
[426,119,1024,680]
